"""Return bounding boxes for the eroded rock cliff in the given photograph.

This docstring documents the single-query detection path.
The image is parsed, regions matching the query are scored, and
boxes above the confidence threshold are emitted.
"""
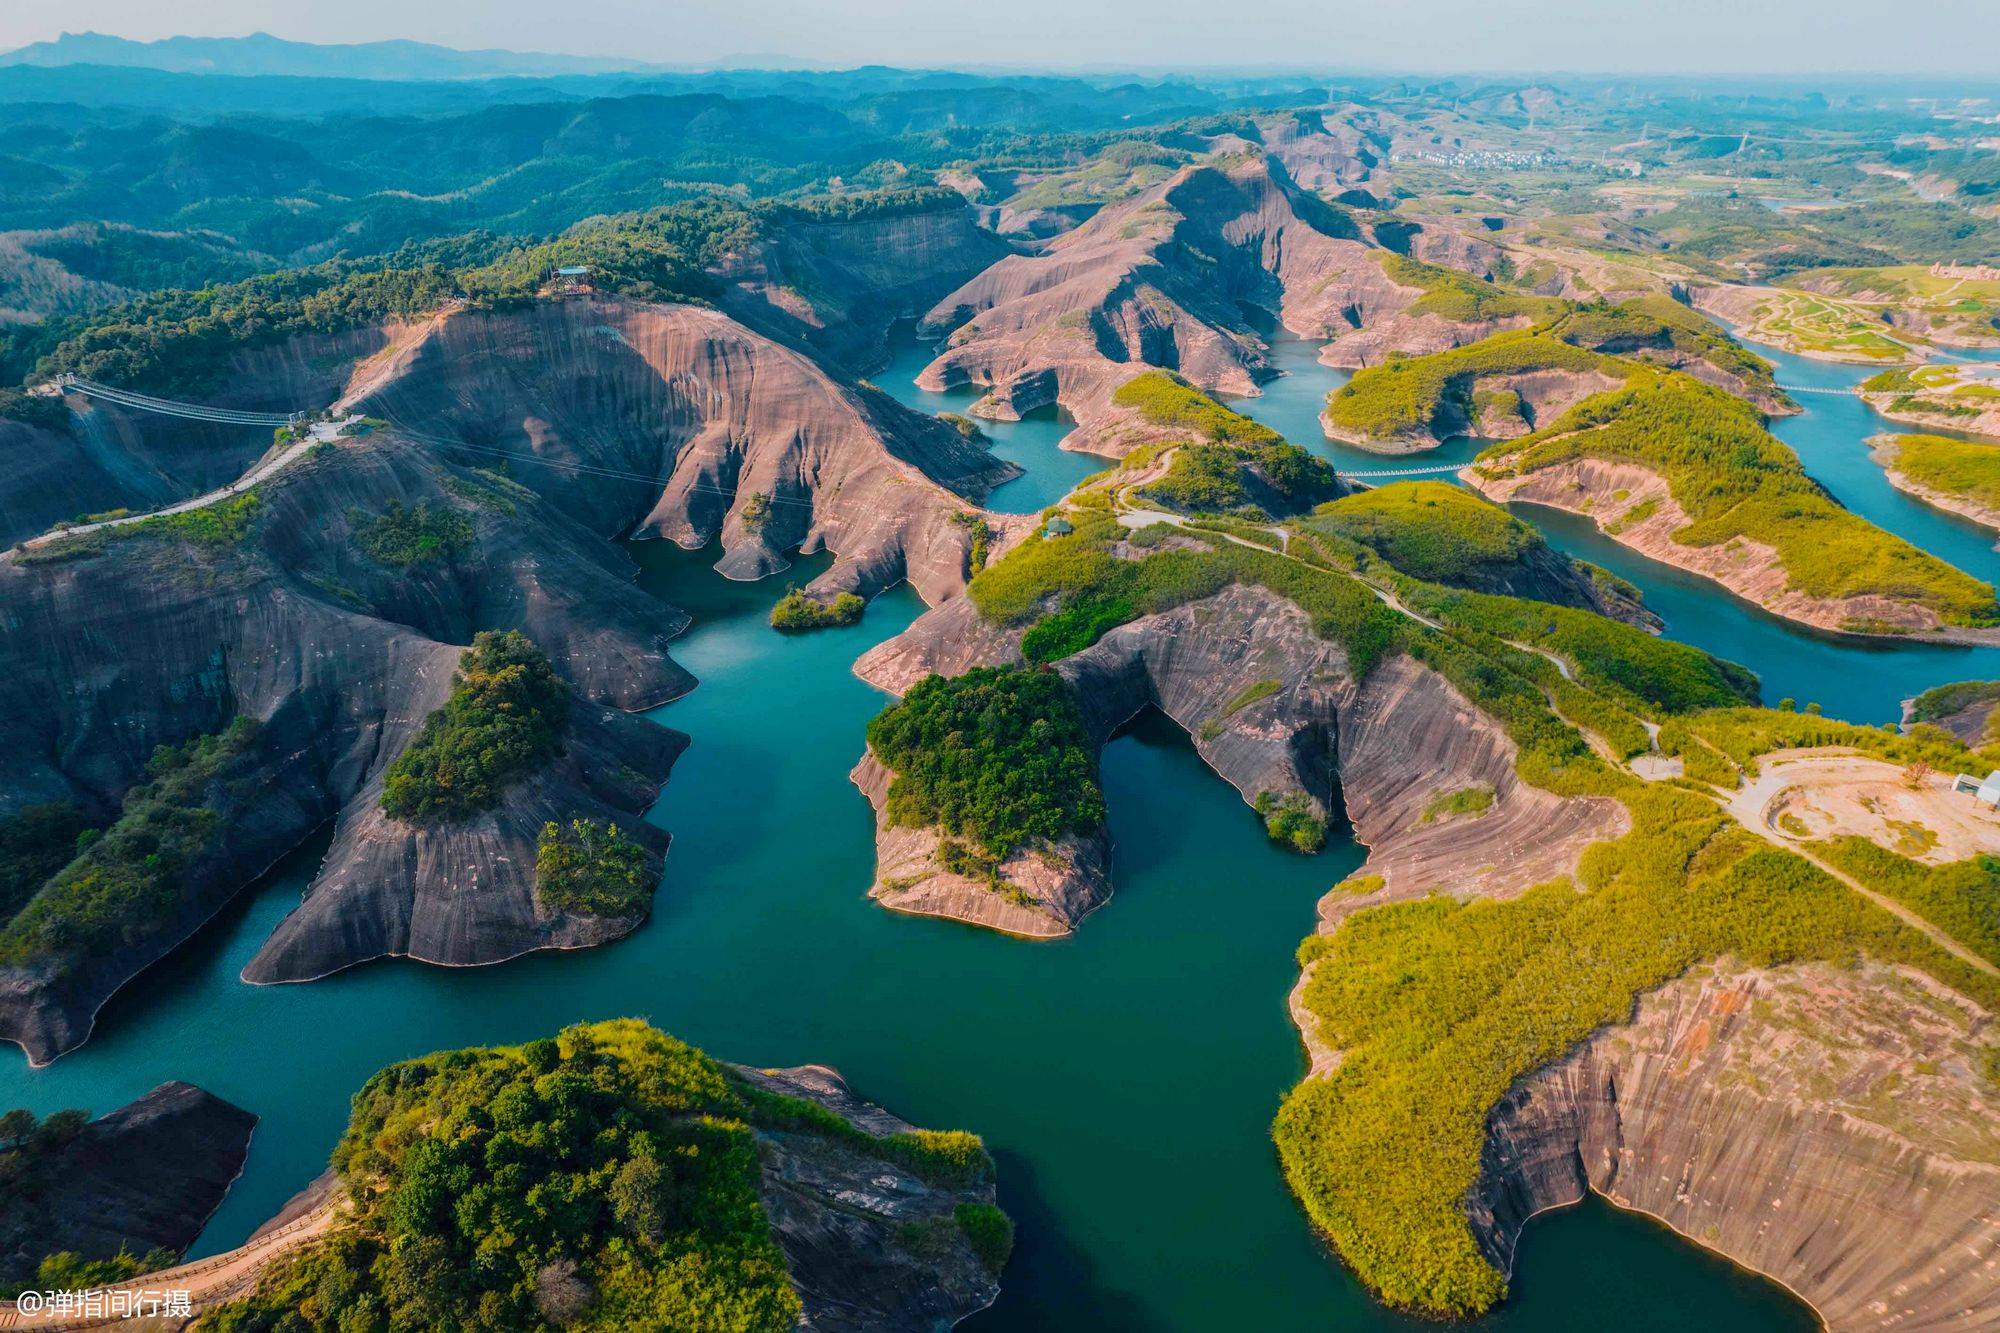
[0,1081,257,1287]
[1474,958,2000,1332]
[0,297,1016,1062]
[737,1063,1005,1331]
[913,156,1416,453]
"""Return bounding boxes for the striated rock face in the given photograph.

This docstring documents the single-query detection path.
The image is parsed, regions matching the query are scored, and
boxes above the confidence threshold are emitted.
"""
[0,435,692,1062]
[718,199,1013,375]
[351,300,1016,605]
[851,748,1112,939]
[1324,656,1625,905]
[0,1081,257,1286]
[1473,958,2000,1332]
[1467,456,1963,636]
[856,579,1625,944]
[913,156,1414,453]
[1258,109,1383,195]
[241,693,683,985]
[733,1063,1003,1332]
[0,295,1033,1061]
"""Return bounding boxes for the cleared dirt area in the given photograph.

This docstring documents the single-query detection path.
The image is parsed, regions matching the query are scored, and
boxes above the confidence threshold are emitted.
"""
[1743,748,2000,863]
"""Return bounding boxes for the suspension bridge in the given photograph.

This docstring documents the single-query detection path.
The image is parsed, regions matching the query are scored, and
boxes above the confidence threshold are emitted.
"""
[28,377,1484,540]
[1774,382,1855,397]
[1332,461,1470,480]
[55,375,308,428]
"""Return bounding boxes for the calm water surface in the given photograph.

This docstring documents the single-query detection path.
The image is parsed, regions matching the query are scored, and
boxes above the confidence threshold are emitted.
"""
[0,323,1914,1331]
[875,332,1108,513]
[1228,330,2000,722]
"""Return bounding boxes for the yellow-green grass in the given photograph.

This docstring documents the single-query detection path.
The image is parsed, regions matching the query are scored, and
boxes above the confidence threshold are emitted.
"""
[1751,290,1910,360]
[1309,482,1538,586]
[958,476,2000,1317]
[1278,783,2000,1316]
[1378,254,1568,325]
[1880,434,2000,514]
[1325,331,1616,443]
[1480,373,1999,627]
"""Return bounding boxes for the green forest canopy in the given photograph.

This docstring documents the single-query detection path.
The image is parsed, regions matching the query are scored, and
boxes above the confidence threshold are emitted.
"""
[208,1019,1006,1333]
[866,666,1106,858]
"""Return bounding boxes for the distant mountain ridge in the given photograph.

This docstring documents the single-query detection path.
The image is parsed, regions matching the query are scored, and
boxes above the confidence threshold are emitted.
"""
[0,30,665,80]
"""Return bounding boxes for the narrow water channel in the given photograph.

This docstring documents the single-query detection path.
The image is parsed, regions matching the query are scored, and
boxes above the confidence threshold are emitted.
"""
[875,331,1109,513]
[1223,328,2000,722]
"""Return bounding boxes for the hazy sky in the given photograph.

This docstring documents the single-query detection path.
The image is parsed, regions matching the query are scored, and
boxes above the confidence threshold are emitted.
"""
[3,0,1998,77]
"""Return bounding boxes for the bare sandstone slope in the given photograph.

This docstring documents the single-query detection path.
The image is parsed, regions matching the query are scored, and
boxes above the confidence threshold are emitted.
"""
[0,322,417,548]
[912,156,1414,453]
[0,1081,257,1288]
[1475,958,2000,1332]
[733,1063,1006,1332]
[352,300,1018,604]
[853,585,1623,941]
[717,196,1013,374]
[0,297,1017,1062]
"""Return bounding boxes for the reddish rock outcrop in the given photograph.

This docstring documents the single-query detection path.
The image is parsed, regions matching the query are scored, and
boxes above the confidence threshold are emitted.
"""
[912,156,1413,455]
[0,297,1018,1062]
[1474,958,2000,1332]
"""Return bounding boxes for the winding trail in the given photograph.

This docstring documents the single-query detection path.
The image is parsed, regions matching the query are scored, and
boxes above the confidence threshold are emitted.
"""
[11,413,357,553]
[1724,755,2000,979]
[1113,487,2000,979]
[0,1186,347,1330]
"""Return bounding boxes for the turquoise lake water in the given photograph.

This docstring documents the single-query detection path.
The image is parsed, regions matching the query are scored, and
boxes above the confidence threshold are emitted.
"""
[18,320,1992,1330]
[1222,333,2000,724]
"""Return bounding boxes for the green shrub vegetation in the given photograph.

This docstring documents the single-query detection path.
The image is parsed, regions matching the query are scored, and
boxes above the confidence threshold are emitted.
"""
[968,509,1398,678]
[1142,444,1259,514]
[735,1084,994,1189]
[1112,369,1282,445]
[939,412,985,440]
[380,631,571,823]
[352,501,475,567]
[1908,679,2000,725]
[0,719,260,965]
[1881,434,2000,512]
[208,1020,1004,1333]
[1256,790,1327,853]
[1326,331,1615,443]
[770,588,865,631]
[12,1248,176,1300]
[950,510,993,574]
[1308,483,1537,586]
[867,667,1105,859]
[16,201,757,398]
[1020,592,1134,664]
[1114,372,1335,515]
[1220,679,1281,716]
[534,820,653,918]
[1812,839,2000,967]
[953,1203,1014,1273]
[0,802,98,923]
[1550,295,1779,397]
[1421,785,1495,822]
[1277,783,2000,1317]
[1481,372,1999,626]
[1862,367,1921,394]
[1379,254,1566,325]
